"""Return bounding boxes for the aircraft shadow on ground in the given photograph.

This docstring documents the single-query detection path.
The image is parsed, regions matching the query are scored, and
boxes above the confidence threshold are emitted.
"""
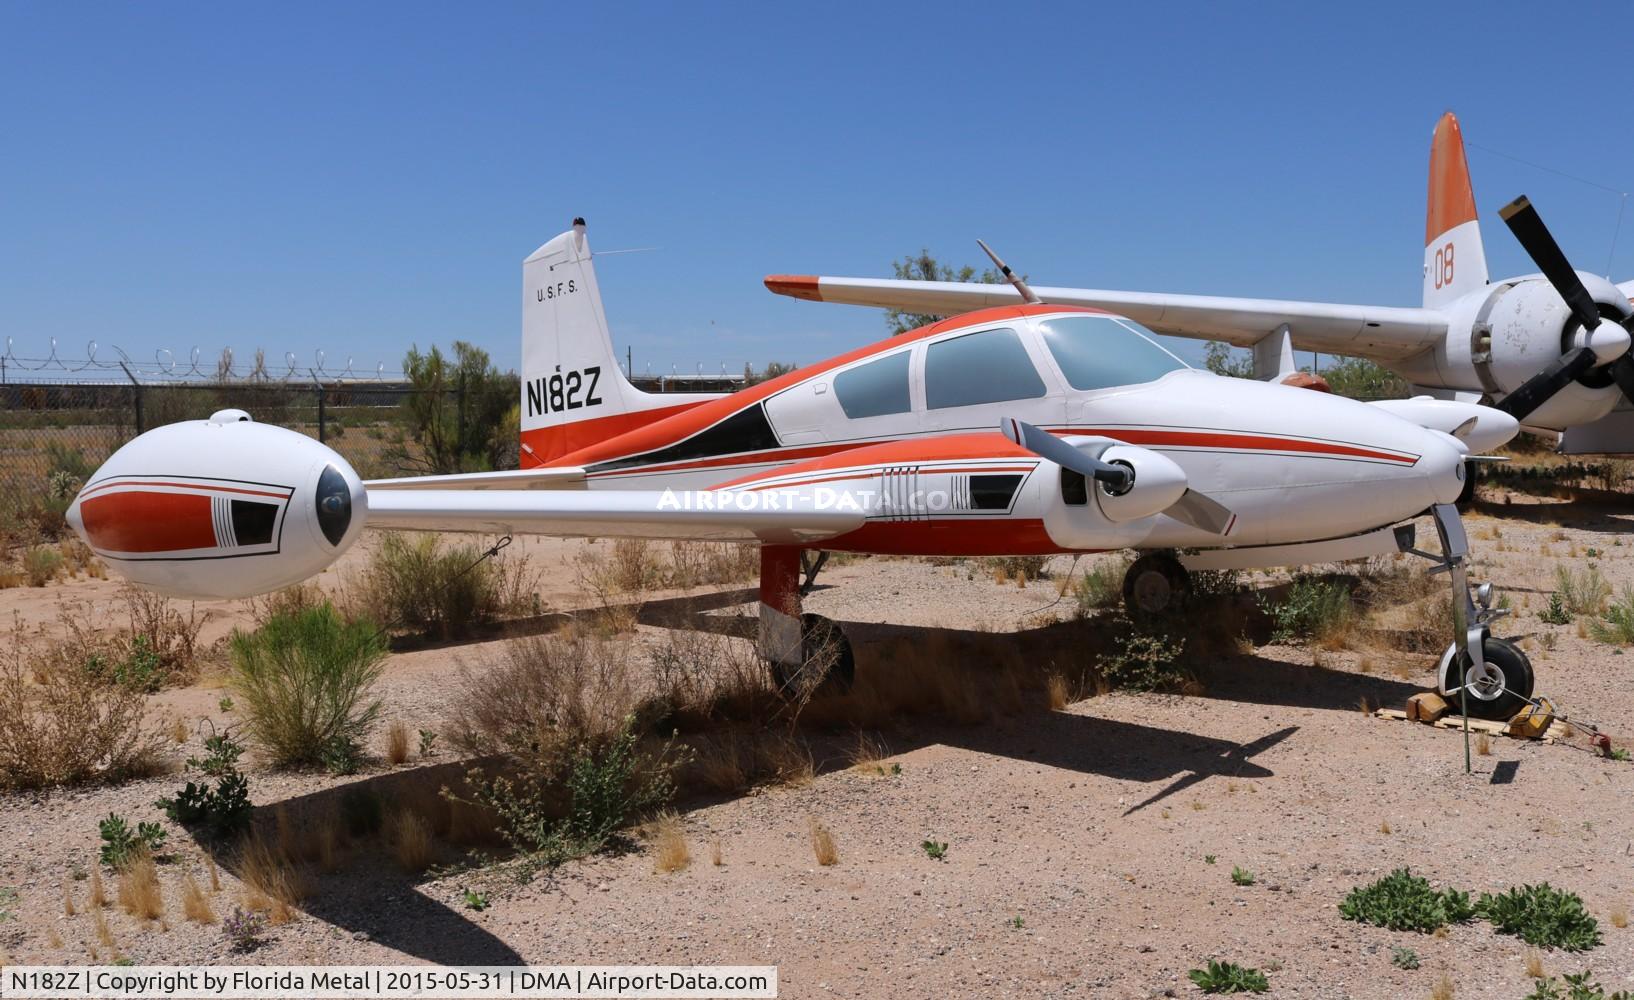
[191,761,525,966]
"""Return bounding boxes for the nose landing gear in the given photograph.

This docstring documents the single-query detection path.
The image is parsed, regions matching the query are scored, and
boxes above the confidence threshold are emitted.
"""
[1403,503,1535,722]
[1122,552,1192,619]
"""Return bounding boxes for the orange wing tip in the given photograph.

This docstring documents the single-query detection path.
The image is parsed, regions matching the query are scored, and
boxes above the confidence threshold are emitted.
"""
[764,275,823,301]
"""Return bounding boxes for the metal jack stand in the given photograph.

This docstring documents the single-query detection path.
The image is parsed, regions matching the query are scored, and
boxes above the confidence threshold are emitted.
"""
[1399,503,1534,770]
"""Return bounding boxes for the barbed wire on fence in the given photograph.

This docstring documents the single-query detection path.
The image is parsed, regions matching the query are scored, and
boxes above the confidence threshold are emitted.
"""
[0,338,405,384]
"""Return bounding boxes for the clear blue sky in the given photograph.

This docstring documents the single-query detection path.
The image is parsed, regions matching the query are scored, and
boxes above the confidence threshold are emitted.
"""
[4,1,1632,379]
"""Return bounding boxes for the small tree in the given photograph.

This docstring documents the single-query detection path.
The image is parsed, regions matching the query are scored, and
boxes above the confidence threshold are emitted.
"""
[1319,356,1410,400]
[1203,341,1255,378]
[390,342,519,474]
[884,251,1004,335]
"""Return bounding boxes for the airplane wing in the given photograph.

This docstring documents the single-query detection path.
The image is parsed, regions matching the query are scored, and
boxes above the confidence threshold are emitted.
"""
[364,488,863,544]
[366,467,585,490]
[765,275,1447,362]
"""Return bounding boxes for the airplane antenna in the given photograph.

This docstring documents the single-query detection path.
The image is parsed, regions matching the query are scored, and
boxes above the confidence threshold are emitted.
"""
[976,239,1040,304]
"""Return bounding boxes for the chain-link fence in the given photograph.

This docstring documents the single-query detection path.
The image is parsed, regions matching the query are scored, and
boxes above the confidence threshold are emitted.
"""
[0,380,481,532]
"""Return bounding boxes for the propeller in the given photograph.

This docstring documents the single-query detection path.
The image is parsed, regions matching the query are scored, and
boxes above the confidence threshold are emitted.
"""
[998,418,1236,535]
[1494,196,1634,421]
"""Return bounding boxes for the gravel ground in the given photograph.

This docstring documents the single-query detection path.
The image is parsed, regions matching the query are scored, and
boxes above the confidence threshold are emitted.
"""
[1,494,1632,999]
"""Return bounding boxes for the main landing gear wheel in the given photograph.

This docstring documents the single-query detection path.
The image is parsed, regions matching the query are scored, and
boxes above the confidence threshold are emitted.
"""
[1123,553,1191,620]
[769,613,856,698]
[1442,637,1534,722]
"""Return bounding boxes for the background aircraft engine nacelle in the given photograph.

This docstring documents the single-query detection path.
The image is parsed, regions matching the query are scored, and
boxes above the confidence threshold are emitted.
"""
[1482,279,1626,429]
[67,414,367,600]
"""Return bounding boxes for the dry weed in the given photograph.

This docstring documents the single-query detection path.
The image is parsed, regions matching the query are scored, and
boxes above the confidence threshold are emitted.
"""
[809,817,838,866]
[181,873,215,925]
[61,879,75,916]
[1046,673,1070,710]
[710,841,723,867]
[1524,952,1544,978]
[386,808,434,873]
[46,928,63,950]
[846,732,890,772]
[206,855,220,893]
[240,831,306,923]
[88,868,106,909]
[116,853,163,921]
[1475,734,1492,756]
[386,720,410,765]
[1431,973,1454,1000]
[92,907,113,948]
[649,813,690,874]
[1610,904,1629,929]
[1379,821,1392,835]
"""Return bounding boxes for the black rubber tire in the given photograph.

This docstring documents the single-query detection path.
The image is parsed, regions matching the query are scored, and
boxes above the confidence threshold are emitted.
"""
[769,613,855,697]
[1454,460,1478,509]
[1446,637,1534,722]
[1122,552,1191,620]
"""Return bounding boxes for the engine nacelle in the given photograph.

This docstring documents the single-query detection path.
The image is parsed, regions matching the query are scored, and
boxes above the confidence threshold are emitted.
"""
[1480,278,1625,430]
[1090,442,1189,523]
[67,412,367,599]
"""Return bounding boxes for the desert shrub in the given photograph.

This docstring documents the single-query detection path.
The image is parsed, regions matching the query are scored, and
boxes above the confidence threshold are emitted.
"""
[1187,959,1268,994]
[0,634,167,789]
[158,733,252,840]
[348,532,532,638]
[1477,884,1602,952]
[64,586,206,691]
[1557,564,1611,616]
[1524,971,1631,1000]
[665,541,758,589]
[223,906,268,952]
[98,814,165,869]
[981,555,1049,584]
[1073,559,1127,615]
[1542,592,1573,625]
[1261,575,1353,644]
[1587,585,1634,646]
[229,604,386,769]
[23,546,62,586]
[445,627,639,764]
[1339,868,1475,933]
[461,716,679,872]
[1097,624,1189,692]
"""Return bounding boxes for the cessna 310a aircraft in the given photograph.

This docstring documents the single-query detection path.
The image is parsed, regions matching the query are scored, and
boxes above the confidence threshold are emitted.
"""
[765,112,1634,455]
[67,220,1532,718]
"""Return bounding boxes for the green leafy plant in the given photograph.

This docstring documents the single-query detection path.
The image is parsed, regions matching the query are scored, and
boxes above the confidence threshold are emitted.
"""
[23,546,62,587]
[1541,592,1573,625]
[228,604,386,769]
[1390,945,1420,970]
[98,813,165,869]
[1261,575,1352,644]
[1072,560,1127,615]
[1477,884,1602,952]
[157,772,251,841]
[1187,959,1269,994]
[186,733,244,777]
[890,762,902,776]
[1204,855,1217,865]
[1230,866,1255,887]
[1008,915,1024,929]
[462,716,678,872]
[218,696,234,713]
[1525,971,1632,1000]
[921,840,948,861]
[1587,585,1634,646]
[1610,748,1631,763]
[1339,868,1474,933]
[1098,626,1189,692]
[223,906,268,953]
[0,886,18,922]
[461,889,489,911]
[1557,565,1612,616]
[418,729,438,757]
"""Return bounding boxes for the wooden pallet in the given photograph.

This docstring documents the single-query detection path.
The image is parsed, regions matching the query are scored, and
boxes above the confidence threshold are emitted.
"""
[1372,706,1569,742]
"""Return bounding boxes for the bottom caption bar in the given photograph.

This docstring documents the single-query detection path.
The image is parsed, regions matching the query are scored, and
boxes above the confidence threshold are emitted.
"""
[1,966,778,999]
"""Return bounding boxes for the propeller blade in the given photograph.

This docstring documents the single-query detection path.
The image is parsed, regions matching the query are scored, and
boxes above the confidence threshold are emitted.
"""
[1493,346,1598,421]
[999,417,1132,493]
[1498,196,1604,333]
[1609,353,1634,404]
[1165,489,1236,536]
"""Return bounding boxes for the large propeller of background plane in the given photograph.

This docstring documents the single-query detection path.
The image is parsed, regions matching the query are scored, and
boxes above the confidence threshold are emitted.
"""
[1494,195,1634,422]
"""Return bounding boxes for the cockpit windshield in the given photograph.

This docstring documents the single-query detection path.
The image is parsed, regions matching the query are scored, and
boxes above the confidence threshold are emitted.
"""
[1037,315,1189,391]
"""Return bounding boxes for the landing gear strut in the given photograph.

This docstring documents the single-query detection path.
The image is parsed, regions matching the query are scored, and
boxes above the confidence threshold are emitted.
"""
[1402,503,1535,722]
[759,546,853,697]
[1123,552,1191,619]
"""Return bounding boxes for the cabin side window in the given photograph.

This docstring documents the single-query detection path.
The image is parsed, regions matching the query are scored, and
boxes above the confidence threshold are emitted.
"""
[833,351,912,419]
[924,328,1046,409]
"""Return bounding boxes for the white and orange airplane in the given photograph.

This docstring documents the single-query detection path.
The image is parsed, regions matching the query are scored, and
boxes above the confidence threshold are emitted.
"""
[765,112,1634,454]
[67,220,1532,717]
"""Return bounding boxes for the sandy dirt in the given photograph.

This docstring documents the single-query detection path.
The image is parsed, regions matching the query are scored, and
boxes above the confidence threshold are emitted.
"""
[1,489,1632,999]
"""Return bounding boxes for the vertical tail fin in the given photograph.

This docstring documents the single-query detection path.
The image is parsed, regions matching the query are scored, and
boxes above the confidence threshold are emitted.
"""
[1423,111,1489,308]
[519,220,716,466]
